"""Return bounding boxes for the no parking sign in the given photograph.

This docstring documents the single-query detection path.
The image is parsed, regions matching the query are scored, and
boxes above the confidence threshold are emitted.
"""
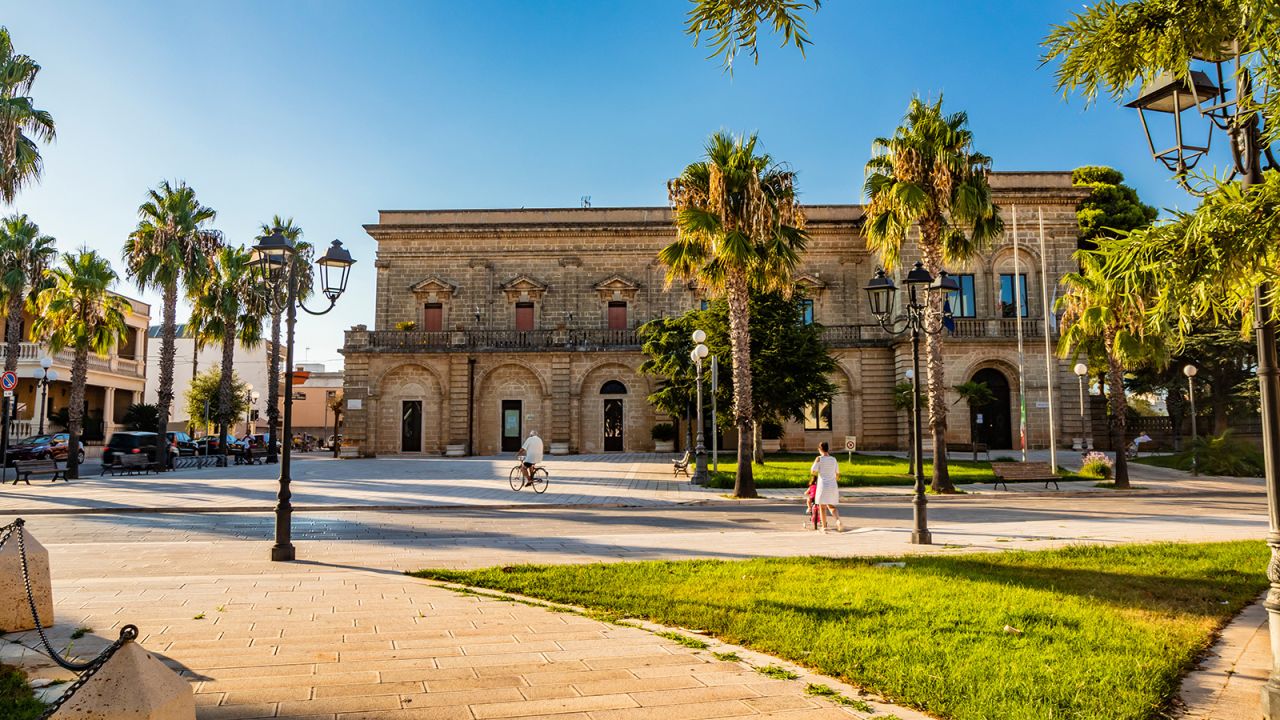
[844,435,857,464]
[1,372,16,393]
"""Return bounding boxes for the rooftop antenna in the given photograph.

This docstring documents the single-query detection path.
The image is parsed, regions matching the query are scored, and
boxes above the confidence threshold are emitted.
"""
[581,195,591,208]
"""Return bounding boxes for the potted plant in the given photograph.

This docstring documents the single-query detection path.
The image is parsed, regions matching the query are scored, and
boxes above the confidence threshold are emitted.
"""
[651,422,676,453]
[395,320,418,332]
[762,419,783,453]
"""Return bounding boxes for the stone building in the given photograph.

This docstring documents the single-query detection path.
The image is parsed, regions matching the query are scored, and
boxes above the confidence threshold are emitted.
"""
[341,172,1090,457]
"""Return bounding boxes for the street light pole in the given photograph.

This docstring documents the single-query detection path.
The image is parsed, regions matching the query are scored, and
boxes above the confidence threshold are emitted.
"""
[690,330,709,485]
[1185,364,1198,476]
[34,357,57,436]
[1074,362,1089,450]
[864,262,958,546]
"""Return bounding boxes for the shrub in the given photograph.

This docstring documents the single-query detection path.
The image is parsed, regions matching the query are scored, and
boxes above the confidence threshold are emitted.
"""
[1176,431,1264,477]
[121,403,160,431]
[1079,451,1114,479]
[395,320,418,332]
[762,419,784,440]
[651,423,676,442]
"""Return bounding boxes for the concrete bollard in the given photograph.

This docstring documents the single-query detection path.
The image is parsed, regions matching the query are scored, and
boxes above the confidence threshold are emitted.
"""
[50,641,194,720]
[0,525,53,632]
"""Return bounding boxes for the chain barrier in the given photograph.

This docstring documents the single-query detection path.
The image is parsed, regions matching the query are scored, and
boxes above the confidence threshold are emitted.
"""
[3,519,139,719]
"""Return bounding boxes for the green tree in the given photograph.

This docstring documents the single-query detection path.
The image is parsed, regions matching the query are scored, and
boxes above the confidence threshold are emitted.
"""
[124,180,221,448]
[0,27,56,204]
[185,368,249,434]
[190,246,263,459]
[0,213,55,373]
[660,131,808,498]
[952,380,994,460]
[1071,166,1158,250]
[863,96,1003,493]
[685,0,822,72]
[30,251,128,478]
[121,403,160,432]
[638,312,700,435]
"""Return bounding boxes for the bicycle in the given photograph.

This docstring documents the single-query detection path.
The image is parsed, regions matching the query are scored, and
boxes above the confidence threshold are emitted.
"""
[509,463,549,493]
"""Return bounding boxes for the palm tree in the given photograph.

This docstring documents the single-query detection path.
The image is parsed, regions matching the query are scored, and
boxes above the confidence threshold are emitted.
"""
[0,213,55,372]
[30,251,128,479]
[893,380,915,475]
[124,181,221,452]
[660,131,808,498]
[190,246,263,461]
[952,380,995,461]
[864,96,1003,493]
[256,217,312,460]
[685,0,822,72]
[0,27,56,204]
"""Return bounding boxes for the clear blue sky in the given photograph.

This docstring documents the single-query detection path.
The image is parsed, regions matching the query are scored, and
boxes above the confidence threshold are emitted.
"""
[5,1,1198,367]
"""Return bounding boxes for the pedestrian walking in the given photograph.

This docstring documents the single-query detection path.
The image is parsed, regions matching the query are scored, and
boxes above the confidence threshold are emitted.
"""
[810,441,842,532]
[804,476,820,530]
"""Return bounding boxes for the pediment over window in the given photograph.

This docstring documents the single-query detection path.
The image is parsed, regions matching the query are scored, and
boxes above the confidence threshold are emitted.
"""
[501,275,548,303]
[593,275,641,301]
[409,276,457,303]
[795,273,827,293]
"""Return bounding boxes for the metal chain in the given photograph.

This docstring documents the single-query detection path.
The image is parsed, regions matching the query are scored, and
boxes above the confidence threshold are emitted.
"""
[6,519,139,718]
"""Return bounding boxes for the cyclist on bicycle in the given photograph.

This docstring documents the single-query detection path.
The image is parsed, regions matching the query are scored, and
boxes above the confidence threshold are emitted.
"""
[516,430,544,487]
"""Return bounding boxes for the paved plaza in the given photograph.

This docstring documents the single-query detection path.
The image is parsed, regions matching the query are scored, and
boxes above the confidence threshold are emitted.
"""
[0,455,1273,719]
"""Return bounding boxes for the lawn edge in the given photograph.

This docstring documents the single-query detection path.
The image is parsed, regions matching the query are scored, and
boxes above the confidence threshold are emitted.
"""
[412,577,934,720]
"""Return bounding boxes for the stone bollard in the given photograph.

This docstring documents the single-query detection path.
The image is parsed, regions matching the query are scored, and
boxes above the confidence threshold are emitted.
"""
[0,523,52,632]
[50,641,194,720]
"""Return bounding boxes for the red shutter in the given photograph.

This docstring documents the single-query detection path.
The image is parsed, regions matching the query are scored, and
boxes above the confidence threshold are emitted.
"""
[515,303,535,331]
[607,302,627,330]
[423,304,443,332]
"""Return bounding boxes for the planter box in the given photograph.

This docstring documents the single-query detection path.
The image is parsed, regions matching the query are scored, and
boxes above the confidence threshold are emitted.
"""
[654,440,675,453]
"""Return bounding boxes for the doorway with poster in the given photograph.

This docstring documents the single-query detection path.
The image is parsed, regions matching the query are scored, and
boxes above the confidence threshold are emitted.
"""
[501,400,522,452]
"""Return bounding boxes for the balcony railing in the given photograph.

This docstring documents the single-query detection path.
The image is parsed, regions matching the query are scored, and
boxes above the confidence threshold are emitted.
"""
[18,342,145,378]
[362,328,641,352]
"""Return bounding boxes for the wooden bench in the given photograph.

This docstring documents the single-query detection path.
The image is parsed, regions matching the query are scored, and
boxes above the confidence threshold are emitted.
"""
[946,442,990,461]
[102,453,161,476]
[11,459,66,485]
[990,462,1061,490]
[672,450,691,478]
[236,447,269,465]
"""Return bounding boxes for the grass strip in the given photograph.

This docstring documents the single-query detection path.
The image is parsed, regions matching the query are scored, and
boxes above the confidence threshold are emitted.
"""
[707,452,1080,489]
[414,541,1266,720]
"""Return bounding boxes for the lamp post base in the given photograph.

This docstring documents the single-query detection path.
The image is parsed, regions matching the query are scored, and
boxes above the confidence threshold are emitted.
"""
[1261,683,1280,719]
[911,530,932,545]
[270,544,295,562]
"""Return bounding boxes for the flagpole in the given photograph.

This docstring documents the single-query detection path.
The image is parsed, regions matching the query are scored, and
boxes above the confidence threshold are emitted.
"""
[1012,206,1028,463]
[1038,207,1058,473]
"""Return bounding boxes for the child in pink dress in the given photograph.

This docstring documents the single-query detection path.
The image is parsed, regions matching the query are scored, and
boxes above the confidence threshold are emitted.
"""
[804,477,820,530]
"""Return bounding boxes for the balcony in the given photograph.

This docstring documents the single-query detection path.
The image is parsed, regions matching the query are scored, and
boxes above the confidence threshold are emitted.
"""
[360,328,641,353]
[18,342,146,378]
[818,320,1049,347]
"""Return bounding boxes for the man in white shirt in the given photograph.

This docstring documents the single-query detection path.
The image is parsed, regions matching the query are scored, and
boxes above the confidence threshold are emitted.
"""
[517,430,544,487]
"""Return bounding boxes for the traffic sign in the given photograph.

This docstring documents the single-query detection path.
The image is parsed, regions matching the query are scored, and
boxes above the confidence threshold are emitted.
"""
[844,436,857,451]
[0,372,16,391]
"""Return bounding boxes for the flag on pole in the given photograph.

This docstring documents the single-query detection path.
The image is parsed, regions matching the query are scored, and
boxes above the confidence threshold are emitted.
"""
[942,299,956,334]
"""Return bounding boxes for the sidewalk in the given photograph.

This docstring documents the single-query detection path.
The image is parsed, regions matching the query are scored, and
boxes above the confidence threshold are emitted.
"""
[1178,597,1271,719]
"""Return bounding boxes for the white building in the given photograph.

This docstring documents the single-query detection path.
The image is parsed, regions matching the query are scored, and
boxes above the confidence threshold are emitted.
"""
[143,323,276,431]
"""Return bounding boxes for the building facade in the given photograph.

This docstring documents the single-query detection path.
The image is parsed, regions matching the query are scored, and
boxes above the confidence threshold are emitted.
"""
[143,324,275,433]
[341,172,1090,457]
[286,363,344,438]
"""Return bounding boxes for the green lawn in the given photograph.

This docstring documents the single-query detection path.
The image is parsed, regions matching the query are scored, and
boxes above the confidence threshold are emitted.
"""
[415,541,1267,720]
[1131,454,1186,470]
[708,452,999,489]
[0,664,43,720]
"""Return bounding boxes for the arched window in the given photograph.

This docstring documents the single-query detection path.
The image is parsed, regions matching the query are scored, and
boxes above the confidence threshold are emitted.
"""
[600,380,628,395]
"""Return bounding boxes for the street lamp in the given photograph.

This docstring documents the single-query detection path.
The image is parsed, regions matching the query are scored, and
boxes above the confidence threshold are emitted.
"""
[246,387,260,437]
[690,329,709,485]
[32,357,57,436]
[864,262,958,545]
[1073,362,1089,450]
[1184,364,1199,476]
[1126,44,1280,713]
[252,229,356,562]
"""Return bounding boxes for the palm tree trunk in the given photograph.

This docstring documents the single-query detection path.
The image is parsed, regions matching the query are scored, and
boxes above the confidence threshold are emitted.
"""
[67,348,87,480]
[156,281,178,450]
[267,310,281,460]
[752,420,764,465]
[920,236,954,493]
[4,290,24,374]
[1105,330,1129,488]
[725,271,755,498]
[217,326,236,462]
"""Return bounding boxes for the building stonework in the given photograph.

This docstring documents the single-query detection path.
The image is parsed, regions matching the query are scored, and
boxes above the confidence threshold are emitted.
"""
[342,172,1091,457]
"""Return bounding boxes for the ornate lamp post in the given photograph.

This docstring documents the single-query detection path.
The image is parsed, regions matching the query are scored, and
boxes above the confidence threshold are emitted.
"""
[245,387,260,437]
[1073,362,1089,450]
[864,262,958,545]
[33,357,57,435]
[1124,43,1280,713]
[252,229,356,562]
[690,329,710,485]
[1184,364,1199,476]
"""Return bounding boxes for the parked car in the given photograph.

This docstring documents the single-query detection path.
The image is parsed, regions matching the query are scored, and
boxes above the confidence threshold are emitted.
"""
[6,433,85,465]
[193,434,243,455]
[325,434,343,449]
[166,431,198,456]
[102,431,165,467]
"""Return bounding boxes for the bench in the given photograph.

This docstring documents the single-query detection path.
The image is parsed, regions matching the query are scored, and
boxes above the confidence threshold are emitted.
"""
[946,442,990,461]
[235,447,269,465]
[990,461,1061,490]
[11,459,66,485]
[102,453,162,476]
[672,450,691,478]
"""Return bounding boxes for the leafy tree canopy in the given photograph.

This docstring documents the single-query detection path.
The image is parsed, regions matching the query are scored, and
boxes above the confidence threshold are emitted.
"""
[185,368,249,430]
[1071,166,1158,247]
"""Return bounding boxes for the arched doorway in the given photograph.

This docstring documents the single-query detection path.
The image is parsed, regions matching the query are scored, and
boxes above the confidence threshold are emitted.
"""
[970,368,1012,450]
[601,380,627,451]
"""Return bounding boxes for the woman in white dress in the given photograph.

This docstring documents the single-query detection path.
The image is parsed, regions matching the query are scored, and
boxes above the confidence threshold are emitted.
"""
[810,441,842,532]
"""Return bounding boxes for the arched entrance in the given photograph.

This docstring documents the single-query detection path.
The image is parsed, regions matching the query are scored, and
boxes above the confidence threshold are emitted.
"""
[601,380,627,451]
[970,368,1012,450]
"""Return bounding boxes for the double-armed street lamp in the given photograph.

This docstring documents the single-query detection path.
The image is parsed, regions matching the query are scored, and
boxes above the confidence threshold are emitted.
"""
[864,262,958,546]
[690,329,710,485]
[1124,42,1280,712]
[252,228,356,562]
[33,357,58,436]
[1184,364,1199,476]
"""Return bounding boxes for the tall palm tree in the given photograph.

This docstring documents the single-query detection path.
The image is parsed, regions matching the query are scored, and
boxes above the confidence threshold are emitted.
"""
[124,181,221,452]
[0,27,55,205]
[256,217,312,460]
[864,96,1003,493]
[190,246,263,461]
[30,251,128,479]
[0,213,55,372]
[660,131,808,498]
